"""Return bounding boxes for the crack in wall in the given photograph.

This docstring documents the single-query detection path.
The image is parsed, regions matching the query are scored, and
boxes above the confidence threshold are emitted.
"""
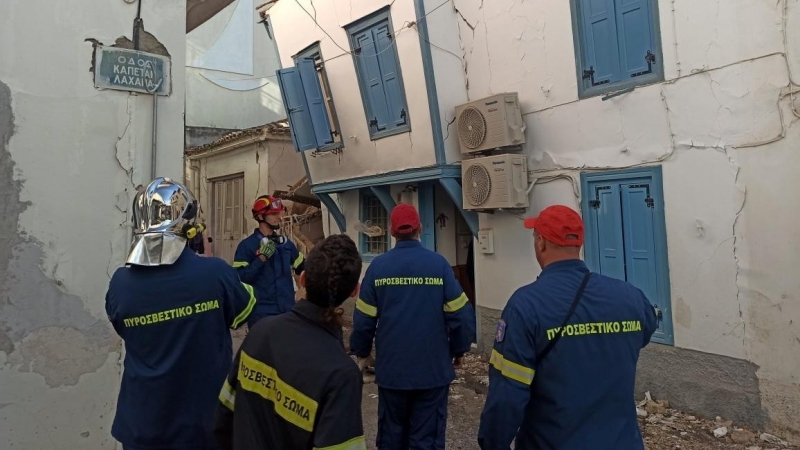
[443,115,457,141]
[0,79,115,386]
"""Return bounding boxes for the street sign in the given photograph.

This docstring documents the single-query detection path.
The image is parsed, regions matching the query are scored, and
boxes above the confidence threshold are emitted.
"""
[94,47,171,96]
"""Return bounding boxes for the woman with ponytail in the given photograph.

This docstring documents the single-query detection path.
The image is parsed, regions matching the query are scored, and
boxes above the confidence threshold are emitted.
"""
[215,234,367,450]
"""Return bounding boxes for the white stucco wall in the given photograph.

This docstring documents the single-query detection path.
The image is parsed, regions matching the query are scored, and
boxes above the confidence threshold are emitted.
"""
[268,0,437,184]
[0,1,186,448]
[186,0,285,129]
[453,0,800,438]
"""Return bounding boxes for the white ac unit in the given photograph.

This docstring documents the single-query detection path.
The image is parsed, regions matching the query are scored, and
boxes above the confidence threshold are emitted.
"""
[455,93,526,155]
[462,154,529,211]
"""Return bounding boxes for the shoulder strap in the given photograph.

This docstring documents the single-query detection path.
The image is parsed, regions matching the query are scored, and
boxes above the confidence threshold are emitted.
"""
[535,270,591,365]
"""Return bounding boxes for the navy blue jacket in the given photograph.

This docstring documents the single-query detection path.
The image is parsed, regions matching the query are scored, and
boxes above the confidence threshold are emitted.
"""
[105,248,256,449]
[478,259,658,450]
[350,240,476,390]
[233,230,304,324]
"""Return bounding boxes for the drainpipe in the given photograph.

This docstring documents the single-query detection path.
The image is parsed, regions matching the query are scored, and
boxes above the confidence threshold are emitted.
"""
[145,60,163,179]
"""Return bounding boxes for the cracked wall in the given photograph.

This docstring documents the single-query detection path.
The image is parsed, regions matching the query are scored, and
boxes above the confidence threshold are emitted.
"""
[268,0,438,184]
[453,0,800,441]
[0,0,186,448]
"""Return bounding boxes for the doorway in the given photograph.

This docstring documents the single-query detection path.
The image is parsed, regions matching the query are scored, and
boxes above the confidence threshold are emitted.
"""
[211,174,246,264]
[581,167,674,344]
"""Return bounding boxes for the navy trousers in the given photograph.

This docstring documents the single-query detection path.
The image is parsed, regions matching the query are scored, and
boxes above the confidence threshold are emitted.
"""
[377,385,449,450]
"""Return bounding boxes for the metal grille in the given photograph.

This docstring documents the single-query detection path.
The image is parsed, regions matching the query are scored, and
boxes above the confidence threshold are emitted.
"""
[362,193,388,255]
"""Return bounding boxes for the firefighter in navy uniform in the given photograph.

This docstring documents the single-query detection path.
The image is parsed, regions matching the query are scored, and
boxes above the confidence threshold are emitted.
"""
[350,203,476,450]
[477,205,659,450]
[105,178,256,450]
[233,195,305,328]
[214,234,367,450]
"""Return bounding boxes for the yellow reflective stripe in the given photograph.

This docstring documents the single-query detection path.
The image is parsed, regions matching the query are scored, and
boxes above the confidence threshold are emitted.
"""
[238,351,319,432]
[355,299,377,318]
[490,349,535,386]
[219,379,236,411]
[231,283,256,329]
[232,261,249,268]
[293,252,305,269]
[444,293,469,313]
[314,436,367,450]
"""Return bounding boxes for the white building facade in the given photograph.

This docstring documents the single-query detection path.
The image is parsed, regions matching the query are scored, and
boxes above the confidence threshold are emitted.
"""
[186,0,286,147]
[267,0,800,441]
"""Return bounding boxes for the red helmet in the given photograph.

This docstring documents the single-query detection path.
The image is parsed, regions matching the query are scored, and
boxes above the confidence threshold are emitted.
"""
[252,195,286,217]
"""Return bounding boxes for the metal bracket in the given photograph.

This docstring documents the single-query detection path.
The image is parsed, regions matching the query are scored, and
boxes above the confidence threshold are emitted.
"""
[631,50,656,78]
[583,66,610,87]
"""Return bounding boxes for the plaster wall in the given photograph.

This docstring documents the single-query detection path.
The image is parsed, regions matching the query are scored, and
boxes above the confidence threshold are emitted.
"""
[268,0,437,184]
[0,0,186,448]
[186,0,285,130]
[453,0,800,439]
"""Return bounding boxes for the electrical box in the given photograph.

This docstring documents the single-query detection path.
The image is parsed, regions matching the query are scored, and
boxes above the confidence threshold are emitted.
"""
[478,229,494,254]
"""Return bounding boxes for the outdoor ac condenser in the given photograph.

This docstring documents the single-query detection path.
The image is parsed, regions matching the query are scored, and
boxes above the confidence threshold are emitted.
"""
[461,153,529,211]
[455,93,526,155]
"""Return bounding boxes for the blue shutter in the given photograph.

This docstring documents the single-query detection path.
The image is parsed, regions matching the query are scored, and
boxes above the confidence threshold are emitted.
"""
[620,183,666,339]
[276,68,316,151]
[615,0,655,79]
[588,182,626,280]
[354,29,391,132]
[418,182,435,251]
[297,59,334,147]
[578,0,622,86]
[374,22,408,127]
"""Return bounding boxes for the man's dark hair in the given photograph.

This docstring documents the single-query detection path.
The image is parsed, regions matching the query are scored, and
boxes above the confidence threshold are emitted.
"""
[393,228,420,241]
[304,234,363,319]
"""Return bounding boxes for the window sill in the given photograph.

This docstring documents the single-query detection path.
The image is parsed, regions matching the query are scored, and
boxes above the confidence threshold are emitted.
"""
[368,124,411,141]
[360,253,383,263]
[578,73,664,100]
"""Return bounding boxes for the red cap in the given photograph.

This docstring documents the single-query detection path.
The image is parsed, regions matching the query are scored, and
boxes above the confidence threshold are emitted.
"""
[523,205,584,246]
[390,203,421,234]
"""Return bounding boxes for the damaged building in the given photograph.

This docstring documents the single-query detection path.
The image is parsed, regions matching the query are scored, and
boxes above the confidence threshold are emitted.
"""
[264,0,800,443]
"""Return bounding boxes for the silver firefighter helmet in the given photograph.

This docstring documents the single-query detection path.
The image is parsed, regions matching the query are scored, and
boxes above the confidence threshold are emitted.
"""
[127,177,199,266]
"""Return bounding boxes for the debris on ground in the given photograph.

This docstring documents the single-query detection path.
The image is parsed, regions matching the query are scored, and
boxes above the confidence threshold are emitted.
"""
[340,324,799,450]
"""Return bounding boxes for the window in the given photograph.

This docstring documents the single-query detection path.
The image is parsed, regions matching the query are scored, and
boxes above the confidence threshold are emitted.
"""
[293,43,343,151]
[570,0,663,98]
[580,167,674,344]
[359,190,390,259]
[276,45,340,152]
[346,7,411,140]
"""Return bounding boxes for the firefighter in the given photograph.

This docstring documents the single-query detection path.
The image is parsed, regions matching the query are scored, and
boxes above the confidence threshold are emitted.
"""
[105,178,256,450]
[477,205,659,450]
[350,203,476,449]
[233,195,305,328]
[214,234,366,450]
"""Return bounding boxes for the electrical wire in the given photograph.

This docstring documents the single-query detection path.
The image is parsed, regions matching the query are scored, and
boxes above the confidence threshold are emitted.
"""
[292,0,452,66]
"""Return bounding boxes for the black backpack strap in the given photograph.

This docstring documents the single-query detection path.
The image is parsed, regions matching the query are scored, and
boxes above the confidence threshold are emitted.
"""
[535,270,591,365]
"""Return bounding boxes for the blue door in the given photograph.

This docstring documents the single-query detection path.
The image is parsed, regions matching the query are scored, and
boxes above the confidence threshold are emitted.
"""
[583,170,672,344]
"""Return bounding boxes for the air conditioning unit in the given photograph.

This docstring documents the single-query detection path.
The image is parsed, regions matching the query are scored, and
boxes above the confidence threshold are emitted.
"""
[455,93,526,155]
[462,154,529,211]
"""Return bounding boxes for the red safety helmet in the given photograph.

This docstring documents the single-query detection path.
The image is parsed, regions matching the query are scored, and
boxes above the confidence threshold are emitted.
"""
[252,195,286,218]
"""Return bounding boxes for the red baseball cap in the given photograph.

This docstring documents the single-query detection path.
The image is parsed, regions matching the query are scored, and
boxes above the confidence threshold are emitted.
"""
[523,205,584,246]
[390,203,421,234]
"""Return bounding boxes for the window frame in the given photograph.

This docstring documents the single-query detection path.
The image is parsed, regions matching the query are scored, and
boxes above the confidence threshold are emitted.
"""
[358,189,391,262]
[292,42,344,152]
[345,6,412,140]
[580,166,674,345]
[569,0,665,99]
